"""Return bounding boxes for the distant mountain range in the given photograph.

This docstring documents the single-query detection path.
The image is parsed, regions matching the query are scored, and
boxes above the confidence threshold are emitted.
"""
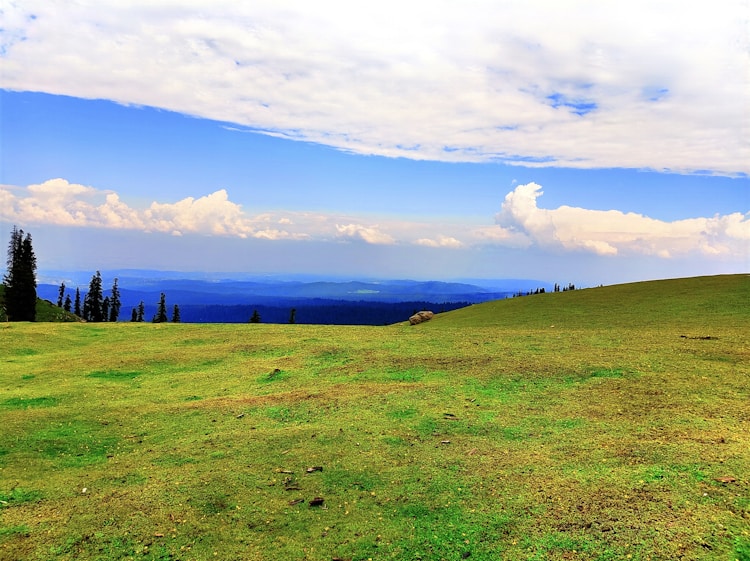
[36,269,553,324]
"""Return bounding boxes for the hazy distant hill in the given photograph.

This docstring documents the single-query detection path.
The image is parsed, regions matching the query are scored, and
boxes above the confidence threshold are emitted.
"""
[36,270,553,324]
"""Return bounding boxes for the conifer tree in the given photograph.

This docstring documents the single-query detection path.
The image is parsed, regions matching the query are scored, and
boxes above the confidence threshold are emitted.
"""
[108,278,121,322]
[249,310,261,323]
[64,295,72,312]
[74,288,82,316]
[171,304,181,323]
[102,296,110,322]
[57,282,66,307]
[3,226,38,321]
[130,308,138,322]
[137,301,145,322]
[289,308,296,324]
[154,293,168,323]
[85,271,104,322]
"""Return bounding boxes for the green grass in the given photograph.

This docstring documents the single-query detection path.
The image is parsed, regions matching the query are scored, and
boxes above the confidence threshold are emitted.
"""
[0,274,748,560]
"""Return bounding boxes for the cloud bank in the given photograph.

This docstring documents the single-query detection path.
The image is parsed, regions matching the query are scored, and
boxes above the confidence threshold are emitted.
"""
[2,179,747,261]
[1,1,748,174]
[495,183,750,258]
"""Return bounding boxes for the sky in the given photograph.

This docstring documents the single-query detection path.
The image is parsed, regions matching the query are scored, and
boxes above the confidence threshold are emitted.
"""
[1,1,748,286]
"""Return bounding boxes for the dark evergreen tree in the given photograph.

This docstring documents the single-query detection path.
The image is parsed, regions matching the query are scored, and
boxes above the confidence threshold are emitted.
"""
[108,278,121,322]
[85,271,104,322]
[102,296,110,322]
[74,287,81,316]
[64,295,72,312]
[130,308,138,322]
[57,282,66,307]
[154,293,168,323]
[3,226,37,321]
[289,308,296,324]
[171,304,181,323]
[249,309,261,323]
[137,301,145,322]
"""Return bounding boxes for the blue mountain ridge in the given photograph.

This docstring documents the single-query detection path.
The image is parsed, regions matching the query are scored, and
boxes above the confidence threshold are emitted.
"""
[36,270,553,324]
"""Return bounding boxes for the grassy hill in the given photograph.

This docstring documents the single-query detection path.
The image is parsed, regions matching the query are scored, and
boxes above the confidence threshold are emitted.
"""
[0,275,748,560]
[0,284,80,322]
[424,274,749,331]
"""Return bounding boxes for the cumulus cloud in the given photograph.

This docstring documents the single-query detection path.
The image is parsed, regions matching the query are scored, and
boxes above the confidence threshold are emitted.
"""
[4,178,145,229]
[0,179,393,244]
[415,236,464,249]
[335,224,396,245]
[0,179,281,238]
[495,183,750,258]
[144,189,252,237]
[1,1,747,174]
[1,178,747,260]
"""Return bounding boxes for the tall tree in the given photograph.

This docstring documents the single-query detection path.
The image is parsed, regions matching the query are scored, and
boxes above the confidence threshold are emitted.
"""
[85,271,104,322]
[108,278,121,322]
[74,287,81,316]
[3,226,37,321]
[289,308,296,324]
[57,282,66,308]
[171,304,181,323]
[130,307,138,322]
[102,296,110,322]
[154,293,168,323]
[64,295,72,312]
[137,301,145,322]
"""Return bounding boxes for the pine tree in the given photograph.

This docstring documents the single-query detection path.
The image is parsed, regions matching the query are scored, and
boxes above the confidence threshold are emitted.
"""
[3,226,38,321]
[171,304,181,323]
[57,282,66,307]
[85,271,104,322]
[109,278,121,322]
[130,308,138,322]
[74,288,81,316]
[249,310,261,323]
[289,308,296,324]
[64,295,72,312]
[137,301,145,322]
[154,293,168,323]
[102,297,110,322]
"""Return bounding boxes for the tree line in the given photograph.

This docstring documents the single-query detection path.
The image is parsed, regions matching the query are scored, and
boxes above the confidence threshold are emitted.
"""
[125,292,181,323]
[3,225,180,322]
[57,273,181,323]
[513,283,577,297]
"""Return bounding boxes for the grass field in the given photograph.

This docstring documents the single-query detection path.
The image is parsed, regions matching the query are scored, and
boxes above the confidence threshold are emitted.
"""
[1,275,748,560]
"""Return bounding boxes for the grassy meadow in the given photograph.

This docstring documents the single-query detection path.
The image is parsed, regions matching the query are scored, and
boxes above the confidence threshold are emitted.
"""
[1,274,748,560]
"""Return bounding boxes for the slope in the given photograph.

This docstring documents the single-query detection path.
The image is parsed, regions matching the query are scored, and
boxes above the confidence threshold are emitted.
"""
[423,274,749,331]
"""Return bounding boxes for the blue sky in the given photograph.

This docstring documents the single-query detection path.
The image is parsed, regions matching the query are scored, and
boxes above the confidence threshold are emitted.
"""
[1,1,748,285]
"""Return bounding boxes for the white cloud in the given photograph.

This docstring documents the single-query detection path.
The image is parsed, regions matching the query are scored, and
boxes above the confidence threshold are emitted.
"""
[0,178,396,245]
[1,179,269,238]
[144,189,252,237]
[1,178,747,261]
[335,224,396,245]
[3,178,145,229]
[495,183,750,258]
[415,236,464,249]
[1,1,747,174]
